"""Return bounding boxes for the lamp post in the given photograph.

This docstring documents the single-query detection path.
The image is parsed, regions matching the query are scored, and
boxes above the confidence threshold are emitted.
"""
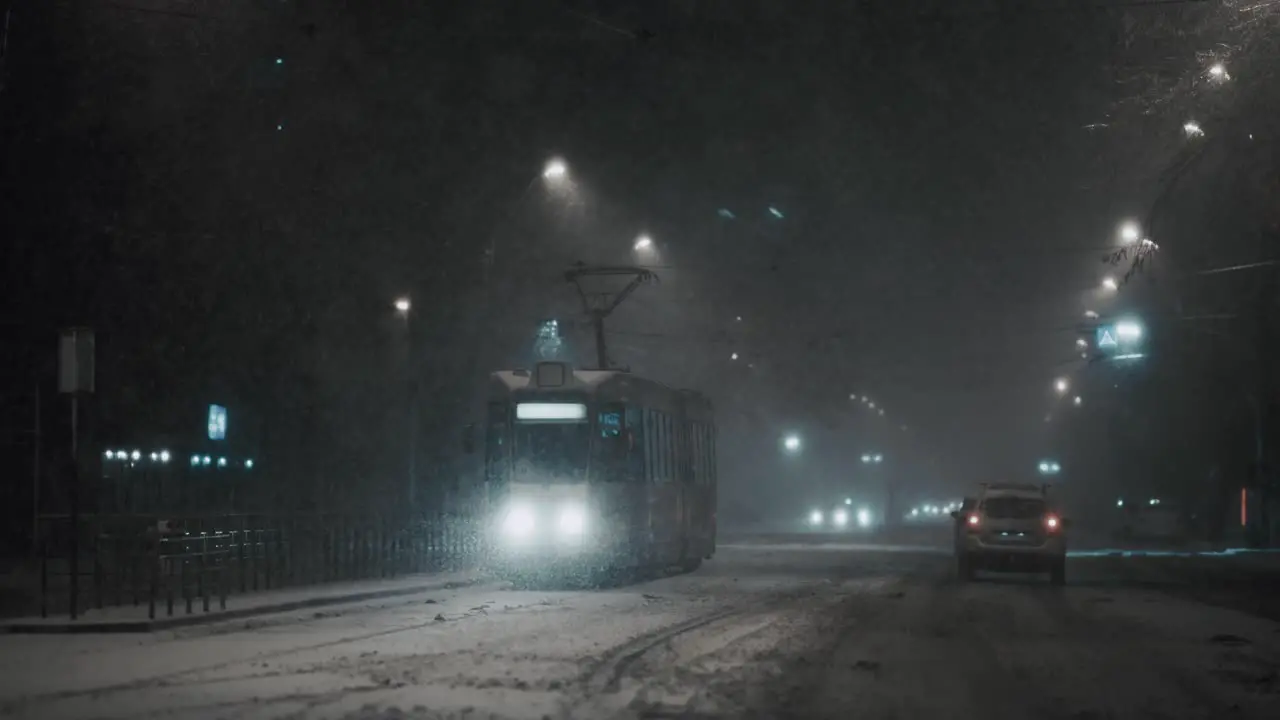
[394,296,417,517]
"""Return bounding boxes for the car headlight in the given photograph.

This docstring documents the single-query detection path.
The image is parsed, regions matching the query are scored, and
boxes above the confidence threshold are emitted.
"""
[833,509,849,527]
[558,503,586,536]
[502,503,536,538]
[809,510,824,526]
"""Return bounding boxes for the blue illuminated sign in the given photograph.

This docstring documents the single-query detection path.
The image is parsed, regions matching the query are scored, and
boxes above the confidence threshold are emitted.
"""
[207,404,227,441]
[1096,325,1119,350]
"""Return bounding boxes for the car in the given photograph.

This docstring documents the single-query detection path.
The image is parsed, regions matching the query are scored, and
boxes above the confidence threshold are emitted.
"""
[951,483,1067,585]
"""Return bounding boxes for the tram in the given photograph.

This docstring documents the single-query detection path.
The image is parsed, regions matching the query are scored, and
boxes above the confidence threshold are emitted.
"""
[473,362,716,577]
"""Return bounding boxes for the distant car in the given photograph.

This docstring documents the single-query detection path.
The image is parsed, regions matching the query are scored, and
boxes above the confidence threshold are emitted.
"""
[806,502,875,532]
[952,484,1067,585]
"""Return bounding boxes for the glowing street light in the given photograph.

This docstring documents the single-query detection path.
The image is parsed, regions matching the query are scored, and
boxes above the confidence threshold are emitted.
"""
[1075,338,1088,349]
[1054,377,1069,395]
[1038,460,1062,475]
[1084,310,1099,319]
[1208,63,1228,80]
[1120,222,1141,244]
[730,352,739,360]
[1101,276,1118,292]
[1073,395,1083,407]
[1183,121,1204,138]
[633,234,654,252]
[542,158,568,181]
[393,296,411,315]
[782,433,802,454]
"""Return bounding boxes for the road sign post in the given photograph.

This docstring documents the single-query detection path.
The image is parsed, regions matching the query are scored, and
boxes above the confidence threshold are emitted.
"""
[58,328,94,621]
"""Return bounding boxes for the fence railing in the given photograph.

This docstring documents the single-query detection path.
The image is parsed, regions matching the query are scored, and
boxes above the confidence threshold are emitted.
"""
[33,512,484,620]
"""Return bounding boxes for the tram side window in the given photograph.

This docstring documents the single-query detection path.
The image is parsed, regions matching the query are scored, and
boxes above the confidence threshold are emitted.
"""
[707,425,715,484]
[626,404,645,481]
[598,405,623,439]
[691,420,701,481]
[680,417,691,484]
[656,411,670,483]
[693,422,704,486]
[669,414,680,482]
[710,424,718,485]
[660,412,670,479]
[596,402,630,481]
[644,409,657,482]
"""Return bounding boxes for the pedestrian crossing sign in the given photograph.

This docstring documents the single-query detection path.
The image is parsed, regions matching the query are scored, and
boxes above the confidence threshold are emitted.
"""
[1096,328,1118,349]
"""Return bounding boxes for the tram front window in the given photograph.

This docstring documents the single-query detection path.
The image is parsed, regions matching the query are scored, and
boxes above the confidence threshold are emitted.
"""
[512,402,589,481]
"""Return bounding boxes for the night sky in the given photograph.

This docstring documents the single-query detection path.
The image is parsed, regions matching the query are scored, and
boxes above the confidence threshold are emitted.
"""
[2,0,1276,532]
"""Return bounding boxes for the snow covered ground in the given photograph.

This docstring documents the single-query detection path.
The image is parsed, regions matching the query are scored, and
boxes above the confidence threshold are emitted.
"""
[0,543,1276,719]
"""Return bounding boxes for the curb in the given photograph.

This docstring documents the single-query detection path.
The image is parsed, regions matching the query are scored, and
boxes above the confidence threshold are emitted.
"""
[1,574,486,634]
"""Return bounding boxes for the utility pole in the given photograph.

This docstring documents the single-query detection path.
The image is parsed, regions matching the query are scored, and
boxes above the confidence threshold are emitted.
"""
[58,328,94,620]
[564,265,658,369]
[1255,263,1278,546]
[31,384,40,560]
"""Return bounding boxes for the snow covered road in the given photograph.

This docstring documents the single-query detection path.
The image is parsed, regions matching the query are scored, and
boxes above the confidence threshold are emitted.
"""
[1,543,1277,719]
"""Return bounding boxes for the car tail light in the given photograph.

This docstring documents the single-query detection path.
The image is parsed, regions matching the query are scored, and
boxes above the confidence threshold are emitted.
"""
[1044,514,1061,532]
[967,514,981,531]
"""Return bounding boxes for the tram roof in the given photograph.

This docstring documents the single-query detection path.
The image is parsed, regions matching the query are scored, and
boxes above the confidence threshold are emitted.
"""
[490,363,710,407]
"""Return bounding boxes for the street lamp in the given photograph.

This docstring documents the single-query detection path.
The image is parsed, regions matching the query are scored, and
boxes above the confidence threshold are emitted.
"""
[542,158,568,181]
[393,296,411,316]
[633,234,653,251]
[1054,378,1069,395]
[1038,460,1061,475]
[1120,222,1141,244]
[1073,395,1083,407]
[1101,276,1118,292]
[782,434,802,454]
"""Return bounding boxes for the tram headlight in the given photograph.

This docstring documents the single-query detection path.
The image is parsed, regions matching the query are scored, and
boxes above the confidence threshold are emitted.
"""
[856,507,873,528]
[502,503,536,539]
[833,509,849,527]
[558,503,587,536]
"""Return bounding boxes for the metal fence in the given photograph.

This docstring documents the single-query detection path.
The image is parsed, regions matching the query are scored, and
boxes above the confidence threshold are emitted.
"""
[33,512,483,620]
